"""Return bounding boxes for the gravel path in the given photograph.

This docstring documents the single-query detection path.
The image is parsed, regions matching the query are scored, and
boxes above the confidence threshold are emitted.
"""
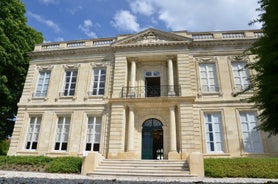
[0,170,277,184]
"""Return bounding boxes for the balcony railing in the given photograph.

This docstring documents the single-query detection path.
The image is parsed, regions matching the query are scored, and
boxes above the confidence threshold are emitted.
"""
[121,85,181,98]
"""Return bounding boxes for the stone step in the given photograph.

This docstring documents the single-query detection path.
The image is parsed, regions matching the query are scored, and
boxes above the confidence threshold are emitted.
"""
[88,159,192,177]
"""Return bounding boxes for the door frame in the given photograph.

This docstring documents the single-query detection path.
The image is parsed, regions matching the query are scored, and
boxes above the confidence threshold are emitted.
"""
[141,118,163,159]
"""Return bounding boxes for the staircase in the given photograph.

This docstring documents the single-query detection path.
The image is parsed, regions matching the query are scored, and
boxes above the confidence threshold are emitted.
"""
[87,159,192,177]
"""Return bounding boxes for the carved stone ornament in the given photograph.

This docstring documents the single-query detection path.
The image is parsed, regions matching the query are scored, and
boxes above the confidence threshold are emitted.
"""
[196,56,217,63]
[228,55,249,63]
[91,61,110,67]
[37,65,54,71]
[63,64,80,69]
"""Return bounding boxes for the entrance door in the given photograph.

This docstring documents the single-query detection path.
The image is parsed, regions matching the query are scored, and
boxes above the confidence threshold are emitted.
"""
[145,77,160,97]
[142,118,163,159]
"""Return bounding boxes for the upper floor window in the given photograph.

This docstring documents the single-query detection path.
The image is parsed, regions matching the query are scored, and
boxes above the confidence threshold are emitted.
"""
[85,116,102,151]
[199,63,219,92]
[232,62,250,91]
[35,71,51,97]
[54,116,70,151]
[63,70,78,96]
[91,68,106,96]
[239,112,263,153]
[204,112,224,153]
[26,116,41,150]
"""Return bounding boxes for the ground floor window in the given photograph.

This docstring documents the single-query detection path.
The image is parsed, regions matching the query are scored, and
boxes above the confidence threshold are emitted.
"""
[54,116,70,151]
[26,116,41,150]
[239,112,263,153]
[204,112,224,153]
[85,116,102,151]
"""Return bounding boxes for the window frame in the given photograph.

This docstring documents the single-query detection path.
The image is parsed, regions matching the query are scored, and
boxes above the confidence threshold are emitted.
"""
[231,62,251,92]
[91,68,106,96]
[199,63,219,93]
[25,116,41,150]
[85,116,102,152]
[34,71,51,97]
[203,112,225,153]
[239,111,263,153]
[54,116,70,151]
[62,70,78,96]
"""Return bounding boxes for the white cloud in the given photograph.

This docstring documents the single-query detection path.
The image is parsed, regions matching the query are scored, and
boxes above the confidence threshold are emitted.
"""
[152,0,261,31]
[39,0,58,4]
[78,19,97,38]
[111,10,141,32]
[124,0,260,32]
[129,0,154,16]
[55,37,64,42]
[67,5,83,15]
[27,11,61,33]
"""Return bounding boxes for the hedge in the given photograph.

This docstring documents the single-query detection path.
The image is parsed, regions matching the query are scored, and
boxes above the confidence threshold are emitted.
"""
[204,158,278,178]
[0,156,82,173]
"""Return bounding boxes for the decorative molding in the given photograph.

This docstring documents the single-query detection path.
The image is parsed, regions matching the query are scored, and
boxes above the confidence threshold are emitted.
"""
[112,28,192,48]
[228,55,249,63]
[63,64,80,69]
[91,61,110,67]
[196,56,217,63]
[37,65,54,71]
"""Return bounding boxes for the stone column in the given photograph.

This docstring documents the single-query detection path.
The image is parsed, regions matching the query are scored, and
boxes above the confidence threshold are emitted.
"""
[169,106,177,151]
[129,59,136,97]
[167,56,175,96]
[127,105,134,151]
[168,105,180,160]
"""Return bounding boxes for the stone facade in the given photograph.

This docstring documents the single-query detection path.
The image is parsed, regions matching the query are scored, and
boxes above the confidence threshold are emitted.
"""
[8,28,278,160]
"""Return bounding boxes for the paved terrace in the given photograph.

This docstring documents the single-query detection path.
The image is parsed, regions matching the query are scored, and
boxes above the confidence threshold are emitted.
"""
[0,170,277,184]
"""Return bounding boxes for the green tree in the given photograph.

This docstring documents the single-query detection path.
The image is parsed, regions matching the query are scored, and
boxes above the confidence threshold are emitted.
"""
[249,0,278,135]
[0,0,43,140]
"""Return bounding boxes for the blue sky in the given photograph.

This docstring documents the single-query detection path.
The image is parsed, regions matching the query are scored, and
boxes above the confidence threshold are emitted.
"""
[21,0,261,42]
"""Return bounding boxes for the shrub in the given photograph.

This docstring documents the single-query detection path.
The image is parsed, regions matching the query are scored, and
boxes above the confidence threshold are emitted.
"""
[204,158,278,178]
[45,157,82,173]
[0,140,10,155]
[0,156,82,173]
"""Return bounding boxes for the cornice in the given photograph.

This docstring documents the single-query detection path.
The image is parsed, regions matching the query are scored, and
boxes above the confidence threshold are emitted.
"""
[28,46,113,59]
[111,41,192,50]
[192,38,257,47]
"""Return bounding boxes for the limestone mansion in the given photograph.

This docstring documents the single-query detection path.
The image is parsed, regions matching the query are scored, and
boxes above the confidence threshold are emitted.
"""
[8,28,278,174]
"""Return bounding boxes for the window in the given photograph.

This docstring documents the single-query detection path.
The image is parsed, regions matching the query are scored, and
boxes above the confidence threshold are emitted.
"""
[240,112,263,153]
[91,68,106,95]
[204,112,224,153]
[55,117,70,151]
[232,62,250,91]
[35,71,51,97]
[199,63,219,92]
[63,70,78,96]
[26,116,41,150]
[85,116,102,151]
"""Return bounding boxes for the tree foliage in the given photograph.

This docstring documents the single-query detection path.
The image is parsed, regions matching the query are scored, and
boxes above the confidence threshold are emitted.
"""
[249,0,278,135]
[0,0,43,140]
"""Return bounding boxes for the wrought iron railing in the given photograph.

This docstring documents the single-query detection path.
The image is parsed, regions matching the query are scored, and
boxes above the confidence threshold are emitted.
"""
[121,85,180,98]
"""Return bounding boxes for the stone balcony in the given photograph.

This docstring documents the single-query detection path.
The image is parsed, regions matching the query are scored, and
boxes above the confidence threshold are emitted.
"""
[121,85,181,98]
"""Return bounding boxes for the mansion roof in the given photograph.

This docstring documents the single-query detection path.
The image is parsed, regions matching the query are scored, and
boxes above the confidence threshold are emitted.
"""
[31,28,263,57]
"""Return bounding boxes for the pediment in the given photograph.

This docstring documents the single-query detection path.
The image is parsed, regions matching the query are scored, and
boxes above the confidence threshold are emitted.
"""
[112,28,192,47]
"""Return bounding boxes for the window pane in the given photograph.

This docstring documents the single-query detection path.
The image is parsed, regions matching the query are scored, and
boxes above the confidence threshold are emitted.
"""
[86,117,102,151]
[204,113,223,152]
[63,70,77,96]
[91,68,106,96]
[55,117,70,151]
[199,64,218,92]
[25,117,41,150]
[240,112,263,153]
[35,71,51,97]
